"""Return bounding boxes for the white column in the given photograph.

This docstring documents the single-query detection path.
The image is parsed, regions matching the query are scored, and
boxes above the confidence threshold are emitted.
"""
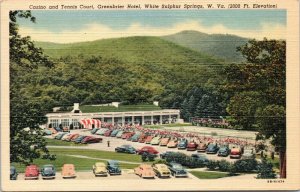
[132,116,134,124]
[122,116,125,126]
[142,115,145,125]
[151,115,153,125]
[160,115,163,125]
[112,115,115,125]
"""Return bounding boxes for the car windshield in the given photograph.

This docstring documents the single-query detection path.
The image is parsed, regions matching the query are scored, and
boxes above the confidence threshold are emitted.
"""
[173,164,183,169]
[244,150,252,154]
[44,166,53,171]
[208,144,215,148]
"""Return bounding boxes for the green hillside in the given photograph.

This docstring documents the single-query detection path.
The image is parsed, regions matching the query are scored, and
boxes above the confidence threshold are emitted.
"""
[162,30,248,62]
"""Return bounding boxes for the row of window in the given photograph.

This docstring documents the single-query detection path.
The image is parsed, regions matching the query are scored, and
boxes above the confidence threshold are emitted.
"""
[49,119,79,128]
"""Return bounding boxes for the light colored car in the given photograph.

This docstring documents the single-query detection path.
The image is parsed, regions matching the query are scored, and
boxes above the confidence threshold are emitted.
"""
[242,148,255,159]
[93,162,108,176]
[159,137,170,146]
[134,164,155,179]
[150,136,161,145]
[152,164,171,178]
[167,139,178,148]
[61,133,72,141]
[61,164,76,178]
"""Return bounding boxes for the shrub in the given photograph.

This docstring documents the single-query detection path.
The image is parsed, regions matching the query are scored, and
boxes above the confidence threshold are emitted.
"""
[207,160,218,170]
[218,160,231,172]
[234,159,258,173]
[256,158,276,179]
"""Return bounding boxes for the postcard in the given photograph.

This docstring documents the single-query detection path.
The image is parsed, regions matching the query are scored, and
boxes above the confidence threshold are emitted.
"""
[1,0,299,191]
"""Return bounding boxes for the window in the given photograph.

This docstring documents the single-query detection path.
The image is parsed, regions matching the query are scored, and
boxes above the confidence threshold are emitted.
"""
[61,119,70,127]
[71,119,79,128]
[50,119,59,128]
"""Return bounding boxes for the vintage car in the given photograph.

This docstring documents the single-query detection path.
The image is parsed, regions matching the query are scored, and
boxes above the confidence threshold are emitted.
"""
[61,164,76,178]
[177,138,188,149]
[116,131,124,138]
[138,135,148,143]
[137,146,159,155]
[96,128,109,135]
[242,148,255,159]
[74,135,87,143]
[44,129,52,135]
[70,134,81,142]
[24,164,39,180]
[197,142,207,152]
[187,141,198,151]
[191,154,209,164]
[10,166,18,180]
[206,143,219,154]
[152,164,171,178]
[134,164,155,179]
[167,162,188,177]
[91,128,100,134]
[121,132,135,140]
[230,147,242,159]
[145,136,154,144]
[159,137,170,146]
[55,132,67,140]
[115,145,136,154]
[62,127,69,132]
[167,139,178,148]
[150,136,161,145]
[41,164,56,179]
[66,133,80,142]
[61,133,73,141]
[110,129,120,137]
[104,130,113,137]
[106,160,122,175]
[81,136,102,144]
[92,162,108,176]
[130,133,141,142]
[218,145,231,157]
[160,151,177,159]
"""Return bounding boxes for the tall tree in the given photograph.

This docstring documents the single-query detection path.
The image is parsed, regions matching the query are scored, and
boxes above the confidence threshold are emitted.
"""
[10,11,55,164]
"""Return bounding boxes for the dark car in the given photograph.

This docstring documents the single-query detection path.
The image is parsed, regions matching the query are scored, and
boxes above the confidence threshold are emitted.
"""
[167,162,188,177]
[54,127,62,132]
[160,151,177,159]
[110,129,120,137]
[218,145,231,157]
[10,166,18,180]
[206,143,219,154]
[74,135,87,143]
[55,132,67,140]
[191,154,209,165]
[177,139,188,149]
[115,145,136,154]
[187,141,198,151]
[91,128,100,134]
[137,146,159,155]
[41,164,56,179]
[106,160,122,175]
[81,136,102,144]
[130,133,141,142]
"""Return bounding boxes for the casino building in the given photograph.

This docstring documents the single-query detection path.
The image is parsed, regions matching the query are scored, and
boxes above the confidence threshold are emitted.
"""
[45,103,181,129]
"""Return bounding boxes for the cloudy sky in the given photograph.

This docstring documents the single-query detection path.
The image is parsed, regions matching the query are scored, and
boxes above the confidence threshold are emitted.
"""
[18,10,286,43]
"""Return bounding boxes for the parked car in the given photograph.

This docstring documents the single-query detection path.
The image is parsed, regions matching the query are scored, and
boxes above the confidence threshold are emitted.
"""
[218,145,231,157]
[70,134,81,142]
[81,136,102,144]
[61,164,76,178]
[197,142,207,152]
[187,141,198,151]
[206,143,219,154]
[160,151,177,159]
[74,135,87,143]
[150,136,161,145]
[159,137,170,146]
[54,127,62,132]
[116,131,124,138]
[230,147,242,159]
[191,154,209,164]
[242,148,255,159]
[145,136,154,144]
[91,128,100,134]
[137,146,159,155]
[121,132,135,140]
[44,129,52,135]
[24,165,39,180]
[96,128,109,135]
[66,133,80,142]
[55,132,67,140]
[130,133,141,142]
[104,130,113,137]
[177,139,188,149]
[152,164,171,178]
[41,164,56,179]
[62,127,69,132]
[115,145,136,154]
[138,135,148,143]
[92,162,108,176]
[61,133,72,141]
[167,139,178,148]
[106,160,121,175]
[110,129,120,137]
[167,162,188,177]
[10,166,18,180]
[134,164,155,179]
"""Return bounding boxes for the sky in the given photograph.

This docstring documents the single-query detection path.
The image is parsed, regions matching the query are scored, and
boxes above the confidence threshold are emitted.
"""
[18,10,286,43]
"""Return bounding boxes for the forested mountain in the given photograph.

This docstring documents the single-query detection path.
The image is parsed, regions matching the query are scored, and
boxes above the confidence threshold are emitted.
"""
[162,30,248,62]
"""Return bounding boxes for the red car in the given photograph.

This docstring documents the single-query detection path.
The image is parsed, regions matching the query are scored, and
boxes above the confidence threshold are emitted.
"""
[138,135,148,143]
[187,141,198,151]
[145,136,154,144]
[25,165,39,180]
[104,130,113,137]
[66,133,79,141]
[81,136,102,144]
[137,146,159,155]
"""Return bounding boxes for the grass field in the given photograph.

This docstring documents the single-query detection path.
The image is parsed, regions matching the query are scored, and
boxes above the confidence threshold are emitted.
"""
[45,138,88,146]
[190,171,230,179]
[80,104,161,113]
[11,148,142,172]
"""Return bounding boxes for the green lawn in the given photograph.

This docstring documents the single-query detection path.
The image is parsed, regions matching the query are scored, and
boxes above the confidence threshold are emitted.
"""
[80,104,161,113]
[45,138,88,146]
[190,171,230,179]
[144,123,193,129]
[11,148,142,172]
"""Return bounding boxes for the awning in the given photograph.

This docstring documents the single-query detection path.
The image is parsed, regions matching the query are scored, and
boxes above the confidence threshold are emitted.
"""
[79,118,101,129]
